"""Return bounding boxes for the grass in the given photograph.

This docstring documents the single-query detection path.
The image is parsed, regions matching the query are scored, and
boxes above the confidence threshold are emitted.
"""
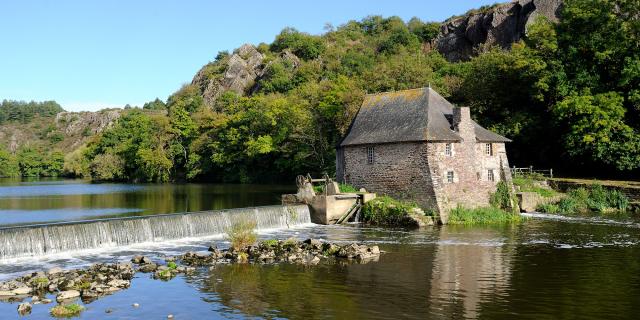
[50,304,85,317]
[339,183,358,193]
[362,196,428,227]
[513,176,559,198]
[448,206,524,225]
[72,281,91,291]
[261,239,279,248]
[537,184,629,214]
[313,183,359,194]
[225,219,257,250]
[31,277,49,285]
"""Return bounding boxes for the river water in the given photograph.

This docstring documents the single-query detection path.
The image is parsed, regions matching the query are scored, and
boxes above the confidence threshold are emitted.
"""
[0,180,639,319]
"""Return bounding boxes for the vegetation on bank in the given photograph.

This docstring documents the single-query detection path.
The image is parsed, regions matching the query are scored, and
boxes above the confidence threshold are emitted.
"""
[362,196,433,227]
[449,181,523,225]
[448,206,524,225]
[537,184,629,214]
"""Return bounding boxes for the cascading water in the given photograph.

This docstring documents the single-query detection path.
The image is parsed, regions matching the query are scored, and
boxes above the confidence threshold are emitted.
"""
[0,205,311,260]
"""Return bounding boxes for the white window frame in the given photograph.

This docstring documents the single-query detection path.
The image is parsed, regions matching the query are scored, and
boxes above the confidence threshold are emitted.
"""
[485,143,493,156]
[366,146,375,164]
[487,169,495,182]
[446,171,455,183]
[445,143,453,157]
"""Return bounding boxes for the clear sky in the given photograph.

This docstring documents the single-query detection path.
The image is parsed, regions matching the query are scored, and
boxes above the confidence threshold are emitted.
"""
[0,0,496,111]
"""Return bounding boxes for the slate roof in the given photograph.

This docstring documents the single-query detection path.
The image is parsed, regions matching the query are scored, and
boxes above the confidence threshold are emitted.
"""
[339,87,510,146]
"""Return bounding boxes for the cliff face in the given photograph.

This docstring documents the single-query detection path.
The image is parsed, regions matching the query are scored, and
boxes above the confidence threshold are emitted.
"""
[434,0,563,61]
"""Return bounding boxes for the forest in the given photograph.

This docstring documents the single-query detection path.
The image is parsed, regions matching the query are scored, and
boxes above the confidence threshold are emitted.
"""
[1,0,638,182]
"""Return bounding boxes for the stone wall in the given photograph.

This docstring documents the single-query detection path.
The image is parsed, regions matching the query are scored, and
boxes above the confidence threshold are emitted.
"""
[342,142,438,209]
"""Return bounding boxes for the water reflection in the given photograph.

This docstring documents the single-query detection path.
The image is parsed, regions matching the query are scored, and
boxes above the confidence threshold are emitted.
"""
[0,180,294,226]
[429,225,516,319]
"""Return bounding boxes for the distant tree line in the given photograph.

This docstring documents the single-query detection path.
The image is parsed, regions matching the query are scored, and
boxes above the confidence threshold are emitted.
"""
[0,100,63,124]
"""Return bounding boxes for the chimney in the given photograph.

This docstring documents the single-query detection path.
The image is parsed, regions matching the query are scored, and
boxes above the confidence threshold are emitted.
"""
[453,106,475,141]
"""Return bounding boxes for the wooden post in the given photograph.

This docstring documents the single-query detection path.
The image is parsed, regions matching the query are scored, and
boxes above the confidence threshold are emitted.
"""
[550,168,553,178]
[529,166,533,174]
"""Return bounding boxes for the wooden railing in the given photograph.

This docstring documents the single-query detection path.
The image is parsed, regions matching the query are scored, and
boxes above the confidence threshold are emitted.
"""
[511,166,553,178]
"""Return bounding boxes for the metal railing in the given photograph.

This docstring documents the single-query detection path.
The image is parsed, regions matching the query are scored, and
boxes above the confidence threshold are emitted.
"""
[511,166,553,178]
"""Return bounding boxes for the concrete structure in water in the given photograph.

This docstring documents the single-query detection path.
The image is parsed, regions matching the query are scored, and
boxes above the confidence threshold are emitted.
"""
[336,87,513,223]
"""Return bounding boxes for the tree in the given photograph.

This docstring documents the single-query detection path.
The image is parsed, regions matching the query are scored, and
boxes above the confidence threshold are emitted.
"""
[90,153,125,181]
[270,27,325,60]
[0,146,19,177]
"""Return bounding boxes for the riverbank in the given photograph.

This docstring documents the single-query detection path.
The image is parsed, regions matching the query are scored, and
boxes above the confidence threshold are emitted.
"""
[0,238,381,317]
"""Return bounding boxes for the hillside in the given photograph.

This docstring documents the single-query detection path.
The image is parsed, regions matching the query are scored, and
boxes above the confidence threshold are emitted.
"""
[1,0,638,181]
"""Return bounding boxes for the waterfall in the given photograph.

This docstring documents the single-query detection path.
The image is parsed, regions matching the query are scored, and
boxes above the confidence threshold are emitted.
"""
[0,205,311,260]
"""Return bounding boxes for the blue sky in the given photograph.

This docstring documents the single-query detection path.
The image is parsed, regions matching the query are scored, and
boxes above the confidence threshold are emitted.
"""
[0,0,495,111]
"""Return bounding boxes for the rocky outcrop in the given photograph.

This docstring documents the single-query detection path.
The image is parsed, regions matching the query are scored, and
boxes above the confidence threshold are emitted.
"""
[56,110,121,136]
[191,44,302,107]
[192,44,265,107]
[434,0,563,61]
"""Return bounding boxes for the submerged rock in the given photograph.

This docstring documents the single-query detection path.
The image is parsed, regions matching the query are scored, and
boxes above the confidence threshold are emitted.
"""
[17,302,31,315]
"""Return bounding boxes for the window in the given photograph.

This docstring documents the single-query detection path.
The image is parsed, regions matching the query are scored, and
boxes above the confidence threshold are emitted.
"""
[485,143,493,156]
[445,143,452,156]
[366,146,375,164]
[446,171,455,183]
[488,169,495,182]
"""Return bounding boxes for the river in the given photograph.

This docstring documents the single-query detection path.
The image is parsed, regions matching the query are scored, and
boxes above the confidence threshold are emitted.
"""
[0,179,639,319]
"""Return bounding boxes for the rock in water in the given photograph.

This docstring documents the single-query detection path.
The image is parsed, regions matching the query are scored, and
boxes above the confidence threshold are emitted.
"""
[17,302,31,315]
[56,289,80,302]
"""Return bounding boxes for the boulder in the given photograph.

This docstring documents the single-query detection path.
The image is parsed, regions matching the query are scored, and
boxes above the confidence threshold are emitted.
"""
[11,286,31,295]
[56,290,81,302]
[17,302,31,315]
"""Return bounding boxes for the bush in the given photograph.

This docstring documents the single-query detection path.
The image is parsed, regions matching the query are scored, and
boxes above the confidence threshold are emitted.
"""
[225,219,258,249]
[167,261,177,270]
[545,184,629,215]
[449,206,523,225]
[50,304,85,317]
[362,196,425,227]
[537,203,560,213]
[490,181,516,212]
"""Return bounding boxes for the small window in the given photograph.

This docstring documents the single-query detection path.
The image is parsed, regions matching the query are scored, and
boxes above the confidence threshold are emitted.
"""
[366,146,375,164]
[446,171,455,183]
[485,143,493,156]
[445,143,452,156]
[488,169,495,182]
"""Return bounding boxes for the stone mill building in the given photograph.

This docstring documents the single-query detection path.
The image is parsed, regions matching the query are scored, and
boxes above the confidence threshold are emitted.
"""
[336,87,513,223]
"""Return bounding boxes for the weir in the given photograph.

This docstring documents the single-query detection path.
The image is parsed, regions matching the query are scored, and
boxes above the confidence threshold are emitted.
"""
[0,205,311,260]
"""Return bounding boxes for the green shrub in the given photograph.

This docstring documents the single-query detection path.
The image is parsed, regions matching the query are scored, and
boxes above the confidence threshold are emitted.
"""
[449,206,524,225]
[558,197,578,213]
[362,196,425,227]
[537,203,560,213]
[225,219,258,250]
[50,304,85,317]
[546,184,629,215]
[167,261,177,270]
[490,181,516,211]
[607,189,629,211]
